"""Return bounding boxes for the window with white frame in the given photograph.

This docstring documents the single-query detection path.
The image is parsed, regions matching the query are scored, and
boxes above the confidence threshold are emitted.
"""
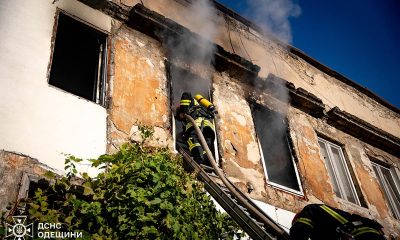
[252,105,302,194]
[371,161,400,219]
[318,138,360,204]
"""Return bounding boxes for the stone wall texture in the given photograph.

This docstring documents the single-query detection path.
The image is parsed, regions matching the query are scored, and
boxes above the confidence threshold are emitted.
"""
[99,2,400,235]
[0,151,49,211]
[1,0,399,238]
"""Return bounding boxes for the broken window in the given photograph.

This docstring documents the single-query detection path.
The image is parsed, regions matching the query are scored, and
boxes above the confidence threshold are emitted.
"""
[371,161,400,219]
[318,138,360,204]
[169,64,219,162]
[251,105,302,194]
[49,12,108,105]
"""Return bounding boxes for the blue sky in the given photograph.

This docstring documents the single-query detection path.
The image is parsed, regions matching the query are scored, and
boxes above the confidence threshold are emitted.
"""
[217,0,400,108]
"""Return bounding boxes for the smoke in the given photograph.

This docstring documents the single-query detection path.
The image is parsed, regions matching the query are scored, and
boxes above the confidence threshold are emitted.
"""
[186,0,218,43]
[244,1,299,185]
[165,0,218,107]
[165,0,217,71]
[244,0,301,44]
[163,0,218,148]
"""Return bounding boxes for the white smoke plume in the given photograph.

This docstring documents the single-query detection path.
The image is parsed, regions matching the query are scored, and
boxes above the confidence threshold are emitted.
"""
[166,0,217,69]
[244,0,301,44]
[164,0,218,148]
[186,0,218,43]
[242,0,298,176]
[166,0,218,108]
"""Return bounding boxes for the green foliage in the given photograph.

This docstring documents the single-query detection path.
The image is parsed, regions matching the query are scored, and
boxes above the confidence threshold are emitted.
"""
[138,124,155,142]
[3,143,241,239]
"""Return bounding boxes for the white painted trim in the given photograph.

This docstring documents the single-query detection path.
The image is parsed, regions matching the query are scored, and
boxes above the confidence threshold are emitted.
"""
[318,137,360,205]
[257,139,303,196]
[371,162,400,219]
[55,0,112,33]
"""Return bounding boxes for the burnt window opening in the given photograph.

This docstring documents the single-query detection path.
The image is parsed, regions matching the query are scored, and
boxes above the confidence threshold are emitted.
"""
[318,137,360,205]
[168,64,219,163]
[251,104,302,194]
[49,12,108,105]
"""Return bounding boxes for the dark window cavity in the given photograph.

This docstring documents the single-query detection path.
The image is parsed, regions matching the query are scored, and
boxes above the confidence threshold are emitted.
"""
[169,64,218,160]
[49,12,107,105]
[251,105,302,193]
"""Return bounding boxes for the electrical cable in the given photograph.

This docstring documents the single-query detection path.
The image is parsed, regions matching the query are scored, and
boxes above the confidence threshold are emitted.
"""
[224,16,236,54]
[238,32,253,62]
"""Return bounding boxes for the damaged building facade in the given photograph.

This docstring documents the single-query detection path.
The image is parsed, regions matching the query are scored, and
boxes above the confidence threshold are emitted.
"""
[1,0,399,237]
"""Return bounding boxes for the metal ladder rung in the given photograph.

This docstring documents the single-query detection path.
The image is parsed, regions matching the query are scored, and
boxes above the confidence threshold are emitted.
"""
[217,183,229,191]
[178,147,289,240]
[207,172,219,178]
[251,218,265,227]
[200,164,214,172]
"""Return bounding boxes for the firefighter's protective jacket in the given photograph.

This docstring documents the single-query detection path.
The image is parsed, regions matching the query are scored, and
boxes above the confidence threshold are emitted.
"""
[177,92,215,134]
[290,204,385,240]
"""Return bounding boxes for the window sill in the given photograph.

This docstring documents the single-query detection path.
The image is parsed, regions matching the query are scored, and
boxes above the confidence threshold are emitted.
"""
[47,84,107,109]
[266,181,304,197]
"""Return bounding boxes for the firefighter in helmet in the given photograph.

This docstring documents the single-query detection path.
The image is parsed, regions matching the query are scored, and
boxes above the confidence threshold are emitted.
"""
[290,204,386,240]
[176,92,216,166]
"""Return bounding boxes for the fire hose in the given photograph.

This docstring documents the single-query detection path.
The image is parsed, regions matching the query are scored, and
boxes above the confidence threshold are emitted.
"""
[184,114,286,237]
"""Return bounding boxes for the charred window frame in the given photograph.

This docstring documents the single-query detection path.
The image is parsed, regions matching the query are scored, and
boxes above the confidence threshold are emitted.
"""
[167,63,220,163]
[250,103,303,195]
[318,137,360,205]
[371,160,400,219]
[48,11,108,105]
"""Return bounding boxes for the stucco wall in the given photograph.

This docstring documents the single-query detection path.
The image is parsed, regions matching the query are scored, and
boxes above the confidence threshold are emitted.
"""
[107,1,400,235]
[1,0,399,237]
[0,151,49,211]
[108,25,172,152]
[0,0,111,171]
[117,0,400,138]
[210,70,400,235]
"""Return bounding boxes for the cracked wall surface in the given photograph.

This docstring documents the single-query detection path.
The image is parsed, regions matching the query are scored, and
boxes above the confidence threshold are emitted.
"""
[54,0,400,236]
[1,0,399,238]
[108,25,171,152]
[0,151,50,211]
[112,0,400,139]
[288,105,400,235]
[211,70,400,235]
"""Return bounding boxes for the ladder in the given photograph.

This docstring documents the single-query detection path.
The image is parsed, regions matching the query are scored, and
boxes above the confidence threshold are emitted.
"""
[179,148,290,240]
[180,114,291,239]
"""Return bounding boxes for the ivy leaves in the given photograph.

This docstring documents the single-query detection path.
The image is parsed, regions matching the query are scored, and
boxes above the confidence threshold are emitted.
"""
[22,143,240,239]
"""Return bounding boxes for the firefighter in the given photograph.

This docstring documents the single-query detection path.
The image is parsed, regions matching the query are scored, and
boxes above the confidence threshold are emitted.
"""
[176,92,216,166]
[290,204,386,240]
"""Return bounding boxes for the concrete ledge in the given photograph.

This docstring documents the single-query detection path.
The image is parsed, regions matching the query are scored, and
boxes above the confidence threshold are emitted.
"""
[127,4,260,81]
[289,87,325,118]
[327,107,400,157]
[78,1,397,159]
[250,74,325,118]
